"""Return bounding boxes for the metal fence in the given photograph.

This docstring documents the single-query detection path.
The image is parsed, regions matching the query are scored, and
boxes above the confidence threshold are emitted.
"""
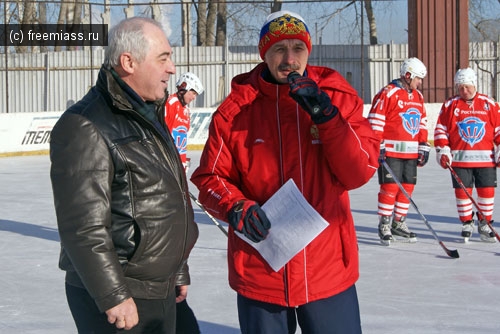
[1,41,499,114]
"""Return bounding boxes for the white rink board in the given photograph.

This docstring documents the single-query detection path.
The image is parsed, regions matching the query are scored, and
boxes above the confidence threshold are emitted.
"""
[0,105,442,155]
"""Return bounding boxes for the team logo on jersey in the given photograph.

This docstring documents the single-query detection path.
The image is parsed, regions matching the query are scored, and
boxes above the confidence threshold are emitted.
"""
[399,108,421,138]
[172,125,188,154]
[457,117,485,147]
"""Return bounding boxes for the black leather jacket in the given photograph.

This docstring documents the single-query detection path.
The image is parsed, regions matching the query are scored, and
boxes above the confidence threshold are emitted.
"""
[50,66,198,312]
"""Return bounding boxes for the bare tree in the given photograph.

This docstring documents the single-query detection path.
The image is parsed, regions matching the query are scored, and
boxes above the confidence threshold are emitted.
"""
[215,0,227,46]
[271,0,283,13]
[55,0,83,51]
[194,0,225,46]
[469,0,500,41]
[205,0,217,45]
[20,1,37,25]
[180,0,190,46]
[16,1,37,53]
[196,0,207,46]
[364,0,378,45]
[39,1,48,53]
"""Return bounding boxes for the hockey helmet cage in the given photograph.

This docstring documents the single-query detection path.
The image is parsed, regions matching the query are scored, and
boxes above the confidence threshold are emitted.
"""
[454,68,477,87]
[176,72,204,95]
[400,57,427,79]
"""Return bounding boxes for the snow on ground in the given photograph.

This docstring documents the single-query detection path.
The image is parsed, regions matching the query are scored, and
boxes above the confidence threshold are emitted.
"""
[1,152,499,333]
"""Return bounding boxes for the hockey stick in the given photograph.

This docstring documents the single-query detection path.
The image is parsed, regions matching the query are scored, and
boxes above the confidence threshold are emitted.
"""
[446,163,500,242]
[381,160,459,258]
[189,191,228,237]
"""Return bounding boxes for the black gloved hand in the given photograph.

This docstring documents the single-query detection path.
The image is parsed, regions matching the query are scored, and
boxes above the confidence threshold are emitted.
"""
[379,141,386,163]
[417,142,431,167]
[228,201,271,243]
[287,72,338,124]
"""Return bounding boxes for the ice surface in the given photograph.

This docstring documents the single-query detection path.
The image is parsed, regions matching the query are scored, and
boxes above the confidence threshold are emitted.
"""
[1,152,499,333]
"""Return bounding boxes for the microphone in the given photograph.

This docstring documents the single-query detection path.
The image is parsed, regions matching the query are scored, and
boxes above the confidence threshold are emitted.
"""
[287,71,301,82]
[287,71,321,114]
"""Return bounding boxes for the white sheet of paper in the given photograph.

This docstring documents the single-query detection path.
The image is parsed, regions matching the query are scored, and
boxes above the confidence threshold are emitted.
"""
[236,179,329,272]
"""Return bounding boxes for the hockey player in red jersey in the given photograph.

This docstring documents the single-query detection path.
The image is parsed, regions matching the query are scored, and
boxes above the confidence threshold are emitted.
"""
[434,67,499,243]
[367,57,431,245]
[165,71,204,334]
[165,72,204,173]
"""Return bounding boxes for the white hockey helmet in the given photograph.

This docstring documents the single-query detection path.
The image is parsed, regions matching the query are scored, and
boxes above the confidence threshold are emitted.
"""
[400,57,427,79]
[176,72,204,95]
[454,68,477,87]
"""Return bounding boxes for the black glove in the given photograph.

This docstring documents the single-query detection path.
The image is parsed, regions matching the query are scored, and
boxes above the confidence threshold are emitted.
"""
[287,72,338,124]
[379,141,386,163]
[228,201,271,243]
[417,142,431,167]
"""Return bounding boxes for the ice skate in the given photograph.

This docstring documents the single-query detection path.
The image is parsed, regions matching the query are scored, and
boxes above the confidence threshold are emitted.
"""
[391,216,417,243]
[461,220,474,243]
[478,219,496,243]
[378,216,393,246]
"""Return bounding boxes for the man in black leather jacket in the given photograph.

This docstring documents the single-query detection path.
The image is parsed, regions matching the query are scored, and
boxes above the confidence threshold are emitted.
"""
[50,17,198,333]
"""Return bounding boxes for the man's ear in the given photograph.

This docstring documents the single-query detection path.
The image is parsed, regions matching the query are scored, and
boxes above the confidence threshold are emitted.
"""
[119,53,135,74]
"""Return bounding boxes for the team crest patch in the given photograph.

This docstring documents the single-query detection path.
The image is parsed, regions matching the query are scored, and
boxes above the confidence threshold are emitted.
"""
[399,108,421,138]
[172,126,188,154]
[457,117,486,147]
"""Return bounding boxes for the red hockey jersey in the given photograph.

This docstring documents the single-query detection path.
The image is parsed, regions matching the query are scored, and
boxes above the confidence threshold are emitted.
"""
[165,94,190,164]
[367,80,428,159]
[434,93,500,168]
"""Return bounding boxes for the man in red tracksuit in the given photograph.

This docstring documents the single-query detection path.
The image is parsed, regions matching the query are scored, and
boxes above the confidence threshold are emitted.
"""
[434,67,499,243]
[191,10,379,333]
[367,57,430,246]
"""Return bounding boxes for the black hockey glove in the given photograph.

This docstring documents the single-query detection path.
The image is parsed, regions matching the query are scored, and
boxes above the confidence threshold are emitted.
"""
[379,141,386,163]
[287,72,338,124]
[417,142,431,167]
[228,200,271,243]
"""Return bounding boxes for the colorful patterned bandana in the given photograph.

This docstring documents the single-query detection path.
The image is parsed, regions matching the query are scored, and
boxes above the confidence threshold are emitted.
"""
[258,10,312,60]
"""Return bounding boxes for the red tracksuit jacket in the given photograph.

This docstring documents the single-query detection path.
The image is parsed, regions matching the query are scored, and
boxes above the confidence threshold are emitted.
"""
[191,63,379,307]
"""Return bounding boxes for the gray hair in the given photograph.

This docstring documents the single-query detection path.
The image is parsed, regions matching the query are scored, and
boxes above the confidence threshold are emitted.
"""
[104,17,165,68]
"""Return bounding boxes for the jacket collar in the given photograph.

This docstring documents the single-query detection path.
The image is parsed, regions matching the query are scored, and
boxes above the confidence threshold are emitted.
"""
[96,66,171,140]
[96,65,166,117]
